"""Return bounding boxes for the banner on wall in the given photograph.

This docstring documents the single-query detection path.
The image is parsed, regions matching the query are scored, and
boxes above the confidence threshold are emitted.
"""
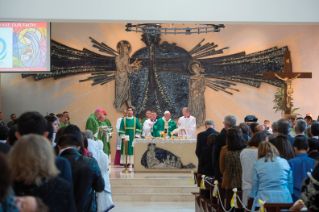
[0,22,51,72]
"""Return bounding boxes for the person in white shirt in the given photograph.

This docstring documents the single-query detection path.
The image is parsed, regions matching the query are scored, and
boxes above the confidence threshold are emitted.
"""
[114,109,128,165]
[143,111,157,137]
[176,107,196,139]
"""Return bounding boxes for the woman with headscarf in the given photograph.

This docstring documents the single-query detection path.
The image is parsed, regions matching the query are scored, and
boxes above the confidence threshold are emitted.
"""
[96,140,114,212]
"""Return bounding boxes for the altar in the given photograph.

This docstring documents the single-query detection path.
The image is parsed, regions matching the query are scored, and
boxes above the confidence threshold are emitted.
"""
[132,138,197,172]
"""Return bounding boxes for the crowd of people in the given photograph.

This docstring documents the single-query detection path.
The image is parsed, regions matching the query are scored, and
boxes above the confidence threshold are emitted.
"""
[196,115,319,211]
[1,108,319,211]
[0,111,114,212]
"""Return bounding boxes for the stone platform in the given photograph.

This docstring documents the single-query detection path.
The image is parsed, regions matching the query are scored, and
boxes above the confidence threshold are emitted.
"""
[110,166,198,202]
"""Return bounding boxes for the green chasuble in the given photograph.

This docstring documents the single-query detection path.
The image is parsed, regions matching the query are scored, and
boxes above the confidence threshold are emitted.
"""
[152,117,177,137]
[97,119,113,155]
[85,113,99,140]
[119,117,142,156]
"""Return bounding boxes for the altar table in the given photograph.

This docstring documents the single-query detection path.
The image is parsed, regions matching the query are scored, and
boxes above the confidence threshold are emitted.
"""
[132,138,197,172]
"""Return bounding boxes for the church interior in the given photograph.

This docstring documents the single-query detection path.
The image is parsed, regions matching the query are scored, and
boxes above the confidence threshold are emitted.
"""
[1,0,319,212]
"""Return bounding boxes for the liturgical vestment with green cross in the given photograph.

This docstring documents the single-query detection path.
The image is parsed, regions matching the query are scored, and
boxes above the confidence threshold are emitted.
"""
[97,119,113,156]
[119,117,142,156]
[85,113,99,140]
[152,117,177,137]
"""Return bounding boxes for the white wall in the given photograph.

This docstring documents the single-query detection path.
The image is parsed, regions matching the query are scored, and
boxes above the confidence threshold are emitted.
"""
[1,0,319,24]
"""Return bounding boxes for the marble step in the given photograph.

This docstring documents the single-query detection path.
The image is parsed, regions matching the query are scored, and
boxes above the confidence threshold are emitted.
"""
[112,193,195,202]
[110,178,192,186]
[111,185,198,194]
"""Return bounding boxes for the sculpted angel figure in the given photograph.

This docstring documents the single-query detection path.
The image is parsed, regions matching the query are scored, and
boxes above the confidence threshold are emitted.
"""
[113,40,140,111]
[275,73,300,108]
[188,61,206,128]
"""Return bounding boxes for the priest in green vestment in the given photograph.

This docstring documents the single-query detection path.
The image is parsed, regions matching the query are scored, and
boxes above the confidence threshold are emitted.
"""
[152,111,177,137]
[97,111,113,157]
[85,109,103,140]
[119,107,142,165]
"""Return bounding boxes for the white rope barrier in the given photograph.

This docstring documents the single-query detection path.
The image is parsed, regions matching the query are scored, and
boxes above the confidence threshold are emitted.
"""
[203,178,255,212]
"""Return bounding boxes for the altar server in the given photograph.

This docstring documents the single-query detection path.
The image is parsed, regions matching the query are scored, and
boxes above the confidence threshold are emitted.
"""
[143,111,157,137]
[152,111,177,137]
[85,109,103,140]
[176,107,196,139]
[114,109,127,165]
[119,107,142,165]
[141,110,151,129]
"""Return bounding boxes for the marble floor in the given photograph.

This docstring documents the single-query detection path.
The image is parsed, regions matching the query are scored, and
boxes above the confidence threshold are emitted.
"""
[109,166,195,211]
[112,202,195,212]
[109,165,192,179]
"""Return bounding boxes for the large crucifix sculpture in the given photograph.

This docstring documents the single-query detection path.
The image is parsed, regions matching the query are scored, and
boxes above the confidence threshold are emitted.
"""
[263,51,312,115]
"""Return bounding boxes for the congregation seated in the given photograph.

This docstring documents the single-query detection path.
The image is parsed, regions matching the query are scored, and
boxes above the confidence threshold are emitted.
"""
[196,119,219,172]
[304,116,313,127]
[249,141,293,211]
[198,133,217,198]
[9,134,76,212]
[310,121,319,139]
[294,119,307,140]
[213,115,237,182]
[274,134,295,160]
[268,121,278,140]
[225,126,246,190]
[249,122,259,137]
[0,126,10,155]
[240,131,267,206]
[269,119,294,145]
[307,137,319,160]
[288,136,316,201]
[17,112,73,186]
[58,134,105,212]
[239,122,250,141]
[7,124,18,146]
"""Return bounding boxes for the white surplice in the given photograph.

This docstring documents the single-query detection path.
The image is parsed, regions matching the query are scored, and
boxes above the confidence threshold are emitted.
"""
[142,119,157,136]
[177,116,196,139]
[115,117,123,150]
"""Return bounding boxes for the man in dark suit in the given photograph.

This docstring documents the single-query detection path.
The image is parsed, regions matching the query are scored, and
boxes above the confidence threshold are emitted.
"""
[0,125,10,154]
[16,112,73,185]
[269,118,294,145]
[58,134,105,212]
[212,115,237,182]
[7,114,17,128]
[196,120,219,172]
[310,122,319,139]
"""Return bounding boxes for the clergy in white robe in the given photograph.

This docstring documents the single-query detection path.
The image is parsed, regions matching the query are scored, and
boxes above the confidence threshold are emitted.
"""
[142,111,157,137]
[114,109,128,165]
[177,107,196,139]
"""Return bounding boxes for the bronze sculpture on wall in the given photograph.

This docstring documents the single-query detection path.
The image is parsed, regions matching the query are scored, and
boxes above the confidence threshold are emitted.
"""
[188,61,206,127]
[114,40,140,111]
[22,33,287,127]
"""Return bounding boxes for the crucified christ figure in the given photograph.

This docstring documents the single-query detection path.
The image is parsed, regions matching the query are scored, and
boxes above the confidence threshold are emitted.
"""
[275,73,300,109]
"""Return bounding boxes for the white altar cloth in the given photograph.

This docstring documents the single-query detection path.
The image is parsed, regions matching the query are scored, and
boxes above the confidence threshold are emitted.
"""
[132,138,197,147]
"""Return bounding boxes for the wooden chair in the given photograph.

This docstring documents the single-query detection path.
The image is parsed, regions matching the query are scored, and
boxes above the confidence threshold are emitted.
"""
[194,173,202,212]
[263,203,294,212]
[199,176,214,212]
[246,197,254,212]
[207,183,225,212]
